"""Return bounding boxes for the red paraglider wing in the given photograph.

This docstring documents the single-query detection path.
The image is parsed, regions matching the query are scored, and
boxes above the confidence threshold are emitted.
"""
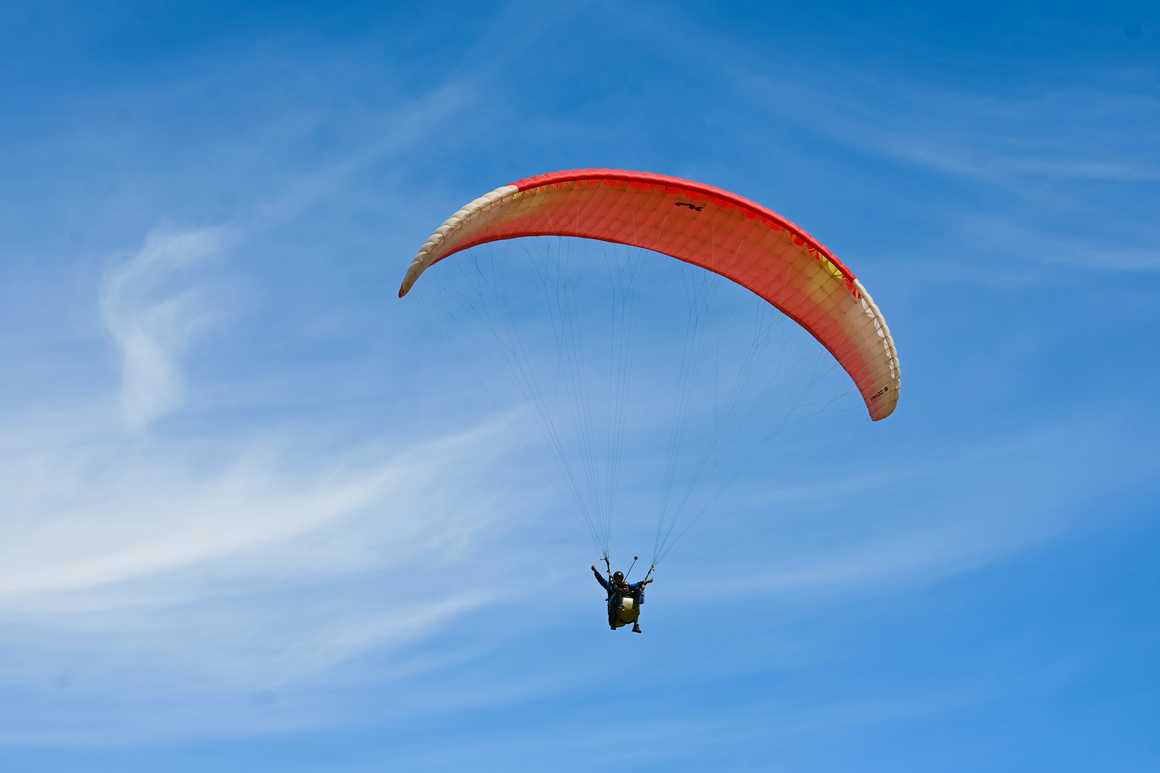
[398,169,900,420]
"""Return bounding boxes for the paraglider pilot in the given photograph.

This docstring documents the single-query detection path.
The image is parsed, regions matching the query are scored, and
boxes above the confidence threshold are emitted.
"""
[592,564,652,634]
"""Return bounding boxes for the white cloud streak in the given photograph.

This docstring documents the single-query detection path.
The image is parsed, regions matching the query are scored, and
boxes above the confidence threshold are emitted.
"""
[0,397,531,745]
[0,415,514,599]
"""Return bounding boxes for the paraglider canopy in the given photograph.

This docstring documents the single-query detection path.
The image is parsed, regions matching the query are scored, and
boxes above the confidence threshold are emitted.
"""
[398,169,900,420]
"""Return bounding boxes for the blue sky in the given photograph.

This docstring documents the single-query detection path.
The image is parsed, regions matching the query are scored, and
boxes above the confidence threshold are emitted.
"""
[1,1,1158,770]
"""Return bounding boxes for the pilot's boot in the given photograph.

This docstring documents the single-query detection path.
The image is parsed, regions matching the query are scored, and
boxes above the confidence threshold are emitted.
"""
[632,622,642,634]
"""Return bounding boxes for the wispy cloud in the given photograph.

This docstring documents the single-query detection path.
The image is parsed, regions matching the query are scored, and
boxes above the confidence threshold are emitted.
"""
[611,1,1154,191]
[95,73,487,431]
[0,398,531,743]
[730,64,1160,186]
[100,226,232,428]
[0,416,510,599]
[669,415,1154,603]
[947,211,1160,271]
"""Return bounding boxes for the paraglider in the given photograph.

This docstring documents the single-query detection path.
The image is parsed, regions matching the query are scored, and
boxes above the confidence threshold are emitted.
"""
[591,558,653,633]
[398,169,901,632]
